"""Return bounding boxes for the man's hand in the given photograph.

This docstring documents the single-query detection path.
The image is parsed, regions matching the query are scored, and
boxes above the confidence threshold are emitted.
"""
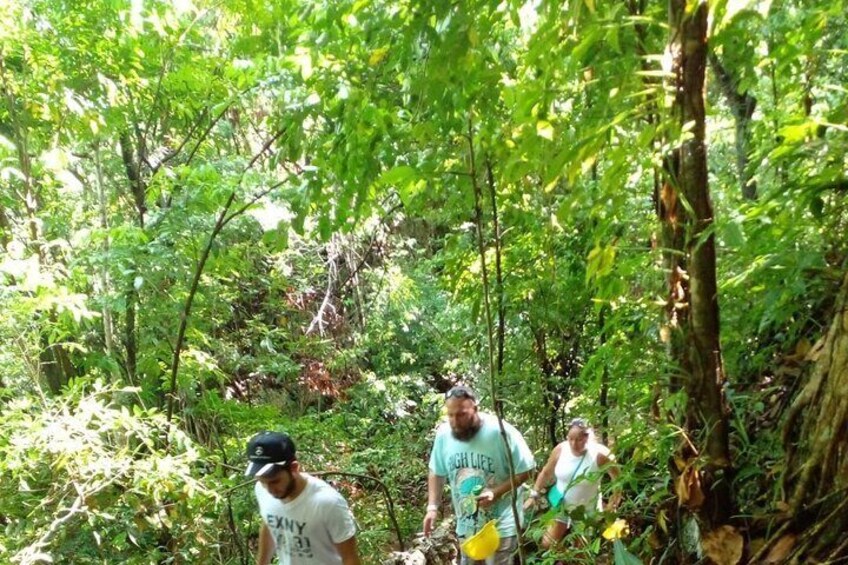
[424,473,445,537]
[423,507,438,537]
[476,489,496,509]
[523,496,539,512]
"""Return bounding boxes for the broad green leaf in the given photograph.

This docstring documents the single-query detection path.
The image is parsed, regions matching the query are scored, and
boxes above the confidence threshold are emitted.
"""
[262,221,290,252]
[587,244,616,282]
[378,165,424,207]
[613,539,643,565]
[779,121,818,144]
[378,165,417,187]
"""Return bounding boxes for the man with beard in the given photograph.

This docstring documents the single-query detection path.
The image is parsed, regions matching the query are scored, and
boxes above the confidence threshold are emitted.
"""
[245,431,361,565]
[423,386,535,564]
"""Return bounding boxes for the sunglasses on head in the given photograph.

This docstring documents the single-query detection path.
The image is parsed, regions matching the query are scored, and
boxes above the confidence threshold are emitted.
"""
[445,386,477,401]
[569,418,589,429]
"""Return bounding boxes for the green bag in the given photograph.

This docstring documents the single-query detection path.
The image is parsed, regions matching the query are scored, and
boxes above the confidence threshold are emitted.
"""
[546,484,564,508]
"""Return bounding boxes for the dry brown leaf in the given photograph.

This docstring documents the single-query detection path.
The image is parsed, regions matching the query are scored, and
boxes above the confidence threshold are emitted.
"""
[676,465,705,509]
[675,472,688,504]
[687,472,704,508]
[701,525,743,565]
[765,533,796,563]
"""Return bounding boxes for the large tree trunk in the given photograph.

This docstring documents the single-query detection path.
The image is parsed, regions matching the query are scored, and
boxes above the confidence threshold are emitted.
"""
[39,341,74,394]
[661,0,733,534]
[770,271,848,562]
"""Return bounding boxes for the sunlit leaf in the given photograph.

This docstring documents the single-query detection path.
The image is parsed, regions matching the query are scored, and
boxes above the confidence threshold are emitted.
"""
[536,120,554,140]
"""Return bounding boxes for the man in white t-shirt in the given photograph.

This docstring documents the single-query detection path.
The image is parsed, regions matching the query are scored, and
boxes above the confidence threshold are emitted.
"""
[245,431,361,565]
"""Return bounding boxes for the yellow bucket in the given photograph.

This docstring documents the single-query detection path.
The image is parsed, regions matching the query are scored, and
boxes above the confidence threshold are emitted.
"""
[461,520,500,560]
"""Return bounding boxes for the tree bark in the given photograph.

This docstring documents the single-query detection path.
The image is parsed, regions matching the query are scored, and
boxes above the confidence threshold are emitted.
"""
[39,343,74,394]
[119,133,147,226]
[773,271,848,561]
[663,0,733,530]
[118,132,145,385]
[532,328,559,447]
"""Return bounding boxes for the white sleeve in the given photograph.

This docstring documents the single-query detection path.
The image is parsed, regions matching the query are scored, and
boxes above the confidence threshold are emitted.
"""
[326,492,357,544]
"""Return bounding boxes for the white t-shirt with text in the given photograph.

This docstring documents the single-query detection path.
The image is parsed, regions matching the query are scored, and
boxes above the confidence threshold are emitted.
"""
[429,414,535,538]
[254,473,356,565]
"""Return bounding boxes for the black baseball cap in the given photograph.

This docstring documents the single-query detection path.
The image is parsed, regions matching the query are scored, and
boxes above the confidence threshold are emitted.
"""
[245,431,296,478]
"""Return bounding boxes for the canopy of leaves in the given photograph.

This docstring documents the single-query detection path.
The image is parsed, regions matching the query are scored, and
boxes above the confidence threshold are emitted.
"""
[0,0,845,563]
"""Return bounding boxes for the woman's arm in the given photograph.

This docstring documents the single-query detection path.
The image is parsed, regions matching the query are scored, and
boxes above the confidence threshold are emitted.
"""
[597,450,622,510]
[532,443,563,494]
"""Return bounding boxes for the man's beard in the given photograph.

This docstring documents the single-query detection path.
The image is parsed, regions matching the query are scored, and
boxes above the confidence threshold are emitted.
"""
[272,469,297,500]
[451,418,482,441]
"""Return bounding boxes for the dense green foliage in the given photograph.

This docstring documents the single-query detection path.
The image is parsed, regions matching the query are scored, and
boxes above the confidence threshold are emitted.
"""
[1,0,846,563]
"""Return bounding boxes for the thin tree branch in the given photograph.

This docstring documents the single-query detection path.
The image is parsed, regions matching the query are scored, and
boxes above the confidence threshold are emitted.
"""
[155,107,209,169]
[468,115,526,564]
[165,190,236,424]
[165,129,292,423]
[312,471,405,551]
[485,157,506,374]
[184,103,233,166]
[306,238,338,336]
[336,202,404,291]
[245,128,288,172]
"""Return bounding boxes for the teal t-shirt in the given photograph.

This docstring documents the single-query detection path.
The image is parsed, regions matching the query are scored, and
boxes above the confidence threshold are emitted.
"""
[429,414,535,537]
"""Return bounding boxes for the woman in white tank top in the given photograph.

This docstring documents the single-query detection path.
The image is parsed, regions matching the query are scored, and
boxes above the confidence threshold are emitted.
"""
[524,418,621,549]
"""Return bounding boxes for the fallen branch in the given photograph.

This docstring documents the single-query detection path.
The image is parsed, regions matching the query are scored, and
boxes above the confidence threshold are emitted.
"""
[305,243,339,336]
